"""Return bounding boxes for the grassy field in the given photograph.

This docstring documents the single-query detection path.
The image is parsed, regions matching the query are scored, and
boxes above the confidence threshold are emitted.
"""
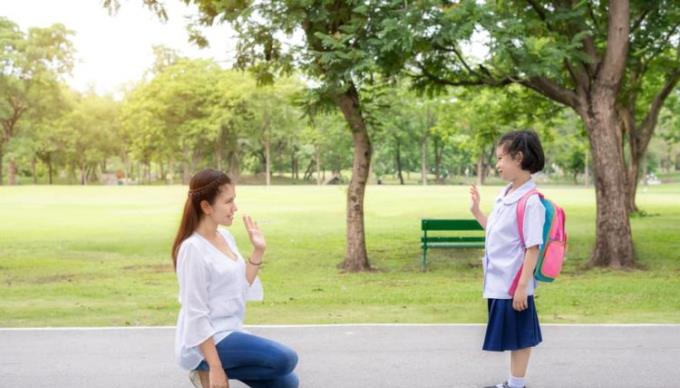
[1,183,679,327]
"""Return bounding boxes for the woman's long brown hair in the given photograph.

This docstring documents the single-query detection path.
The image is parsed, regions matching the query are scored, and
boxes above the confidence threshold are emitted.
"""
[172,168,231,270]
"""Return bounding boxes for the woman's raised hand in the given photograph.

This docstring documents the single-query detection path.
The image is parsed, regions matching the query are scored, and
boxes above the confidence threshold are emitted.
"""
[243,215,266,253]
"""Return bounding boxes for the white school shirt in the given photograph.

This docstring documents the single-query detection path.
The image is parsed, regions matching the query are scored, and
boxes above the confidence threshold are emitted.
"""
[483,179,545,299]
[174,228,263,370]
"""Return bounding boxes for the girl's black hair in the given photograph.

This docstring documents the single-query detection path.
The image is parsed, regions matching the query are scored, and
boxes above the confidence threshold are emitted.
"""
[498,130,545,173]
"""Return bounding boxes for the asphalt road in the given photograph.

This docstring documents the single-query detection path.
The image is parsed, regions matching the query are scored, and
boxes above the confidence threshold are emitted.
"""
[1,324,678,388]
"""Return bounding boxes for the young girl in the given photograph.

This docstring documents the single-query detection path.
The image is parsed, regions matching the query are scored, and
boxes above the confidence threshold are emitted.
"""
[173,168,299,388]
[469,131,546,388]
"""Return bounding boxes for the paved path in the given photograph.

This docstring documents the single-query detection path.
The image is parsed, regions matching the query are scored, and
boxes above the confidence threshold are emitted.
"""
[1,324,679,387]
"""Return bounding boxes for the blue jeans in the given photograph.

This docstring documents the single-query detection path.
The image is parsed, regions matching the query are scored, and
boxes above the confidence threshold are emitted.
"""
[195,331,299,388]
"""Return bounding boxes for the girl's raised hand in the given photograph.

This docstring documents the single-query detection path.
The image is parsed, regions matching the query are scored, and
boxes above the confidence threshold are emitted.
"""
[243,215,266,253]
[469,185,481,214]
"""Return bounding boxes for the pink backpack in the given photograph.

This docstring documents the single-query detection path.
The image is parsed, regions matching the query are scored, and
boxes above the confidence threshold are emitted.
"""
[508,189,567,296]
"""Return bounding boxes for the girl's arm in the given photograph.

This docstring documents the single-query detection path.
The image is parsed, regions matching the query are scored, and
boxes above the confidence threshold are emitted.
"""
[469,185,487,229]
[513,246,540,311]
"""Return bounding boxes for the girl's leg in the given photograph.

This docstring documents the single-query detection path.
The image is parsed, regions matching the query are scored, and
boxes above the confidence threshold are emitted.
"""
[506,347,532,387]
[510,347,531,377]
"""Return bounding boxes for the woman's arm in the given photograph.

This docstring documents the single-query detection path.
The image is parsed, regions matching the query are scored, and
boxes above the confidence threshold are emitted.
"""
[243,215,265,285]
[198,338,229,388]
[245,248,263,285]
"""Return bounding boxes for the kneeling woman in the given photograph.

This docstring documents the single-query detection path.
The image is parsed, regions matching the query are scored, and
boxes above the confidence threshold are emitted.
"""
[172,168,298,388]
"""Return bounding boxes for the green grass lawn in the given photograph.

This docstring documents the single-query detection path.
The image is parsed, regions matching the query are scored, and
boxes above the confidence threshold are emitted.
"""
[1,183,679,327]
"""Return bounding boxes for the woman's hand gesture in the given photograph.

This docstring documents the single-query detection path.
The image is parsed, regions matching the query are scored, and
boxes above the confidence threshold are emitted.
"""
[243,215,266,253]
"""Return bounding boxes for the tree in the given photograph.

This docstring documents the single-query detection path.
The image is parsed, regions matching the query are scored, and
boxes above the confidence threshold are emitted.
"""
[617,4,680,212]
[242,78,303,186]
[656,91,680,172]
[379,0,678,268]
[0,18,74,185]
[367,81,420,185]
[121,58,223,183]
[59,91,120,185]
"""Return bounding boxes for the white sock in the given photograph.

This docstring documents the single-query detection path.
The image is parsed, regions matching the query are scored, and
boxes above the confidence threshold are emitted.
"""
[508,375,525,388]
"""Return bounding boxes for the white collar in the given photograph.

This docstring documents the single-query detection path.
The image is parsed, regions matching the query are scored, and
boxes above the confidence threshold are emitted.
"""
[496,178,537,205]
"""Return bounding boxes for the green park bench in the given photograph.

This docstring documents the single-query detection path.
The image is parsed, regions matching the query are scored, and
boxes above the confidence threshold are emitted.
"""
[420,219,485,270]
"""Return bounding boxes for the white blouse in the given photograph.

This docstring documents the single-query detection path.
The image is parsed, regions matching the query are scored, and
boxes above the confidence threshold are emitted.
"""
[482,179,545,299]
[174,228,263,370]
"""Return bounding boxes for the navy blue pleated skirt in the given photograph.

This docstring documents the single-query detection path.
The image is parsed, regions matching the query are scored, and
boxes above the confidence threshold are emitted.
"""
[483,296,542,352]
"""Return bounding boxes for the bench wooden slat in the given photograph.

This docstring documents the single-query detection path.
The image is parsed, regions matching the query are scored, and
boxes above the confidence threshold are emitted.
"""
[421,236,485,243]
[421,219,483,231]
[423,241,485,248]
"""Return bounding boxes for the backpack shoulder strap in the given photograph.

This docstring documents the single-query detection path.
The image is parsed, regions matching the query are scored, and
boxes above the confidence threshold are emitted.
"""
[516,189,540,247]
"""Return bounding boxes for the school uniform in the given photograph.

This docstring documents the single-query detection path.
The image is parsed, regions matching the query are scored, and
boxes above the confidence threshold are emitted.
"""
[482,178,545,351]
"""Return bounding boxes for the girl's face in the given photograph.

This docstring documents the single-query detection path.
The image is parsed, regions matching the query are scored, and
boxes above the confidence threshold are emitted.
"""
[495,145,524,182]
[202,184,238,226]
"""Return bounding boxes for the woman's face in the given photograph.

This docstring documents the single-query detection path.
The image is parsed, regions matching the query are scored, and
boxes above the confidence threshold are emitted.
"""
[203,184,238,226]
[495,145,523,182]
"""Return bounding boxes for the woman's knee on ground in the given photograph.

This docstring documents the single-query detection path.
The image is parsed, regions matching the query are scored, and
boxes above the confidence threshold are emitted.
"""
[269,345,298,377]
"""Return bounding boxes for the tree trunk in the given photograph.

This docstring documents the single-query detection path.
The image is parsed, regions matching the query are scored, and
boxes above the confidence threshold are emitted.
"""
[47,154,53,185]
[264,138,271,186]
[228,151,240,181]
[334,84,372,272]
[216,138,223,171]
[315,145,322,186]
[122,152,130,182]
[476,153,485,186]
[395,137,404,185]
[8,159,17,185]
[161,161,167,183]
[626,148,641,213]
[0,145,3,186]
[32,158,37,184]
[420,135,427,185]
[584,149,589,187]
[182,146,191,184]
[434,137,443,183]
[582,91,635,268]
[80,163,86,185]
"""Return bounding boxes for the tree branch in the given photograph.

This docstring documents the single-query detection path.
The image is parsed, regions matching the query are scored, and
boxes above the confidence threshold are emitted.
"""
[526,0,548,23]
[639,66,680,141]
[520,76,580,109]
[413,63,513,88]
[599,0,630,88]
[630,5,656,34]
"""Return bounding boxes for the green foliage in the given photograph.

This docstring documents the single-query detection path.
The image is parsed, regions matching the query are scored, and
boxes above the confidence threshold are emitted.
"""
[0,17,74,182]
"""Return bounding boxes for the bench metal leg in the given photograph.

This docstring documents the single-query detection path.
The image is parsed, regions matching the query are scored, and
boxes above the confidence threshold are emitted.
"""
[421,247,428,271]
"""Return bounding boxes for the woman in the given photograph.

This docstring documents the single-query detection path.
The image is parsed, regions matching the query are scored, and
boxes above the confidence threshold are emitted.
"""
[172,168,299,388]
